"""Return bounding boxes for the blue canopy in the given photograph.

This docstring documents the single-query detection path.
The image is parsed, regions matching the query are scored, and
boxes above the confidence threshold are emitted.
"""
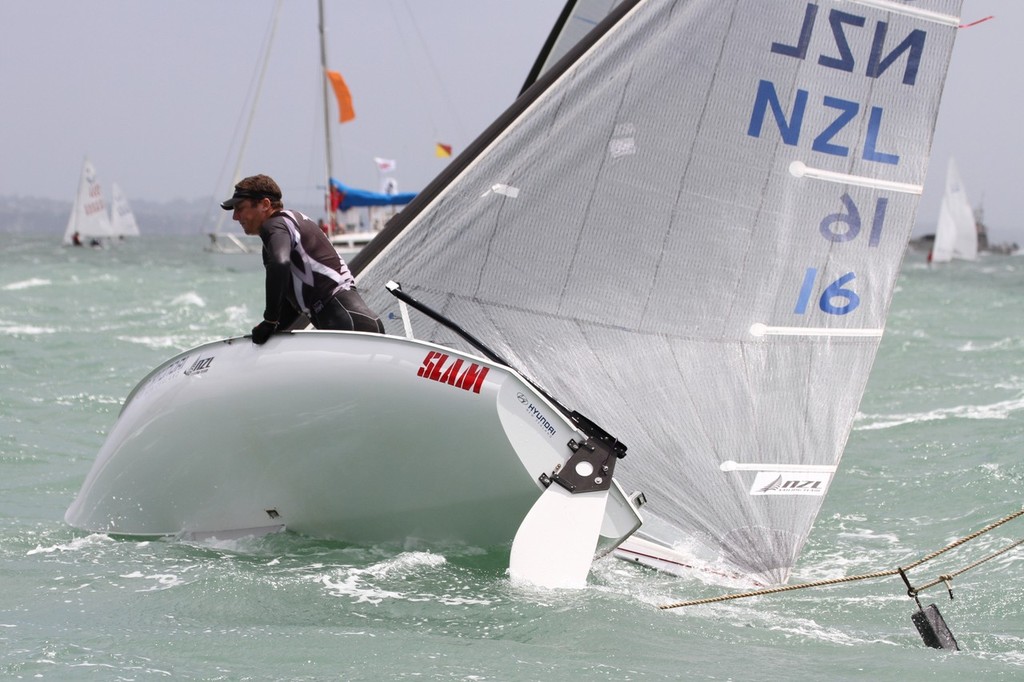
[330,178,416,211]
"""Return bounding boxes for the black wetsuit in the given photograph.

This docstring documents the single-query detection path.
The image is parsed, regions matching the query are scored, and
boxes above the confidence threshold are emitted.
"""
[259,210,384,333]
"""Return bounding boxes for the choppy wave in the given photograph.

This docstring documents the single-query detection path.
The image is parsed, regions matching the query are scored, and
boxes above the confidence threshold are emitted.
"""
[855,395,1024,430]
[959,337,1024,352]
[169,292,206,308]
[115,334,197,350]
[27,533,118,555]
[2,277,51,291]
[0,322,56,335]
[317,551,466,605]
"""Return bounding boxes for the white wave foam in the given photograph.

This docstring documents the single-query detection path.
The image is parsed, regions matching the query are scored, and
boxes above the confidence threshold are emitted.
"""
[855,395,1024,430]
[170,292,206,308]
[318,551,449,604]
[27,533,116,555]
[2,277,51,291]
[0,323,56,335]
[54,392,122,407]
[119,571,189,592]
[959,338,1021,352]
[116,334,192,350]
[224,305,250,326]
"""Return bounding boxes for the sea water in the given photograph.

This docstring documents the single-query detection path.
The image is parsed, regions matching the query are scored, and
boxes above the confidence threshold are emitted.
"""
[1,236,1022,680]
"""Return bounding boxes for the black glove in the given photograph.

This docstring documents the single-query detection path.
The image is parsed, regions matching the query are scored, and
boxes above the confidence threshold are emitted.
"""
[251,320,277,345]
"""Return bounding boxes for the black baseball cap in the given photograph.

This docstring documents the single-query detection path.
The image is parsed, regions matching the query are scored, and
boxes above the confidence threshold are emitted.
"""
[220,175,283,210]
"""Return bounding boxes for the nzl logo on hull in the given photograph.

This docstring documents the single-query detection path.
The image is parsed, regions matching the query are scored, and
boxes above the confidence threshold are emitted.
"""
[183,356,214,376]
[417,351,489,394]
[750,471,831,496]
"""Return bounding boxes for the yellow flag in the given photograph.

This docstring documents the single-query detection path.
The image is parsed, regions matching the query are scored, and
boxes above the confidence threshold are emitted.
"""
[435,142,452,158]
[326,70,355,123]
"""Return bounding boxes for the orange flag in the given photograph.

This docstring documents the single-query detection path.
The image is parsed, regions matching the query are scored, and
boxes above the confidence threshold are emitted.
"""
[326,70,355,123]
[435,142,452,158]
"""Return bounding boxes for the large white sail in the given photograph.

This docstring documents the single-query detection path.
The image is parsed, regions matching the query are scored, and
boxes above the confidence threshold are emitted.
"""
[110,183,141,238]
[354,0,962,585]
[62,158,115,245]
[931,157,977,262]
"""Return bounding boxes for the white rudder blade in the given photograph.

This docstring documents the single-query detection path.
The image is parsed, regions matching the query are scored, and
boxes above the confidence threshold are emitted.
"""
[509,484,609,589]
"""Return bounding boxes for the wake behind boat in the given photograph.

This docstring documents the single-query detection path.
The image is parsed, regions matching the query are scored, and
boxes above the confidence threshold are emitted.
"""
[67,0,962,590]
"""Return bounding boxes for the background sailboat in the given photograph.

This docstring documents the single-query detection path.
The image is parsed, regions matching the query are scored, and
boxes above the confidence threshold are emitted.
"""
[520,0,624,94]
[62,157,115,247]
[930,157,977,262]
[109,183,141,238]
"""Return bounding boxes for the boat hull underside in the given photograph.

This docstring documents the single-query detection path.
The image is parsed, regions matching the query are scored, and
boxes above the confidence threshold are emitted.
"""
[66,332,577,547]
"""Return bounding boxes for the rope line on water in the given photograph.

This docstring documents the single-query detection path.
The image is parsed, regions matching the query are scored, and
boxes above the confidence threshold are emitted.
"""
[910,537,1024,597]
[659,506,1024,610]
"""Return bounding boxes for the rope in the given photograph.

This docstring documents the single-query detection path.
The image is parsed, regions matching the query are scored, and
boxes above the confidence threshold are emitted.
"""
[912,537,1024,596]
[659,506,1024,610]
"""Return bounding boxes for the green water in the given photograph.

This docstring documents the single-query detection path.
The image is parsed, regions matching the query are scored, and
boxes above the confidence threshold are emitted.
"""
[2,236,1022,679]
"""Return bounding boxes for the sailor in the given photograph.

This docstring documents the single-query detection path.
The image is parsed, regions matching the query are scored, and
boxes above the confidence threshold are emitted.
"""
[221,174,385,344]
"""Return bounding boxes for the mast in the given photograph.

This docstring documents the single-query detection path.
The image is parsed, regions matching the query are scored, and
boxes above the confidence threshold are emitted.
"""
[210,0,282,239]
[318,0,335,231]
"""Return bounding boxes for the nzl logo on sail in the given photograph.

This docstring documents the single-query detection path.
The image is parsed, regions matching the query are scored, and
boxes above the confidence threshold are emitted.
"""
[750,471,831,497]
[183,356,214,376]
[417,351,489,394]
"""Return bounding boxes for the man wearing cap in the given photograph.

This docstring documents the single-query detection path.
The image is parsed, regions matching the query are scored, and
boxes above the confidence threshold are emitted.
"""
[222,174,385,344]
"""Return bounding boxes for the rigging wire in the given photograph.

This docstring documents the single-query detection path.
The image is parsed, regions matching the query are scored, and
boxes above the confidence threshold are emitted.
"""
[391,0,467,145]
[202,0,284,234]
[659,506,1024,610]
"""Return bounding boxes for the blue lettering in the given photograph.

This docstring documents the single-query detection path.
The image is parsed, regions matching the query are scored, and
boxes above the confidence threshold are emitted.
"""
[819,194,860,243]
[771,3,816,59]
[869,197,889,247]
[818,10,864,72]
[747,80,806,145]
[795,269,861,316]
[820,272,860,315]
[863,106,899,164]
[868,21,925,85]
[794,268,817,315]
[771,3,925,85]
[818,194,888,247]
[749,81,897,165]
[812,96,859,156]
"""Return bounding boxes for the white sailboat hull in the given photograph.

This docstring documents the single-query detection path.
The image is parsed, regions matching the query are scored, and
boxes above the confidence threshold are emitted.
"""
[66,332,638,550]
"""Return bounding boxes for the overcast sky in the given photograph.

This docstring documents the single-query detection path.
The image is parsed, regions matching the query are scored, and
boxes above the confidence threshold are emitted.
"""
[2,1,1020,241]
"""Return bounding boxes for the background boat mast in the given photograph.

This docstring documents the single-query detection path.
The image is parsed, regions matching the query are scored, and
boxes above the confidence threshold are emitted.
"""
[318,0,335,228]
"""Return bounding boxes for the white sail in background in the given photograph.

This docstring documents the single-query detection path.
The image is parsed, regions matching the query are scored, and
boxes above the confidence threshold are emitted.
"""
[931,157,977,262]
[355,0,962,585]
[110,183,141,238]
[62,158,115,245]
[520,0,624,94]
